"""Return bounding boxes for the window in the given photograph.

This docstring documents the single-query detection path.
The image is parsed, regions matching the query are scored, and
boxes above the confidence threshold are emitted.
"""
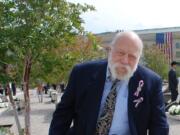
[176,42,180,49]
[176,51,180,58]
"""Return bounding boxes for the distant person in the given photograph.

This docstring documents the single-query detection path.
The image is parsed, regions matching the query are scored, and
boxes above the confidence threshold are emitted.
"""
[60,82,65,92]
[11,81,16,96]
[44,83,49,94]
[21,83,24,91]
[5,83,9,96]
[37,83,43,103]
[0,84,4,95]
[52,84,57,90]
[168,61,179,102]
[47,82,50,91]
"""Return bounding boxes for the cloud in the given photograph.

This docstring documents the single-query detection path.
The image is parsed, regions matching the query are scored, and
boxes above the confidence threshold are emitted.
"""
[68,0,180,33]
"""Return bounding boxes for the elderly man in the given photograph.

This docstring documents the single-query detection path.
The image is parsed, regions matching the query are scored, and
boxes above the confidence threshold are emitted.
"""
[49,32,169,135]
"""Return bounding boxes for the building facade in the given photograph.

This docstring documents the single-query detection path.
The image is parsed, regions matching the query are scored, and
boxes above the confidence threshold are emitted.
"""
[97,27,180,62]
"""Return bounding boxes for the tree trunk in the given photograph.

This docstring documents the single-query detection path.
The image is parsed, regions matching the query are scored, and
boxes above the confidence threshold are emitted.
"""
[7,84,22,135]
[23,55,32,135]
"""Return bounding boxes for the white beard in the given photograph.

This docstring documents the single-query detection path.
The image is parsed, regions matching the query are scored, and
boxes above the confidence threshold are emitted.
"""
[108,57,137,81]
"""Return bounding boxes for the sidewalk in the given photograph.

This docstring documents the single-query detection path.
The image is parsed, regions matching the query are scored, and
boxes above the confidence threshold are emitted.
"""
[0,89,58,135]
[168,117,180,135]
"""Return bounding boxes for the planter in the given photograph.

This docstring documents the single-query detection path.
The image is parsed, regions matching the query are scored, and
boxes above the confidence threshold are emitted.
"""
[166,112,180,120]
[0,102,9,108]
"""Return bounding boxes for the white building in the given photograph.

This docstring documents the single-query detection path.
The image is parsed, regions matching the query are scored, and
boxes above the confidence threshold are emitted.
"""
[97,27,180,62]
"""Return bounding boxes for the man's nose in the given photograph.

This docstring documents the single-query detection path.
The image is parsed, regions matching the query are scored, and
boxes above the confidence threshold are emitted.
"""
[121,54,129,64]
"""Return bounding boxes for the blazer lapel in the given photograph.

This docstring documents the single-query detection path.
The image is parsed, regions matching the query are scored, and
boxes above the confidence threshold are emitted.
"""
[85,61,107,135]
[128,66,145,135]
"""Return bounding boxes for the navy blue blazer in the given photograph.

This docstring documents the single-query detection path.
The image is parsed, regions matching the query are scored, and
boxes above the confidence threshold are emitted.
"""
[49,60,169,135]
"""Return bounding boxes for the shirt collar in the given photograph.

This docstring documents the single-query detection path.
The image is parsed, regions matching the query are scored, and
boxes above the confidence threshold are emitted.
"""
[106,66,115,82]
[171,67,176,71]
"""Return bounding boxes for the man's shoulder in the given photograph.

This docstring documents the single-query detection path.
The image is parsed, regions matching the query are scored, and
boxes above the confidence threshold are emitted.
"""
[137,65,161,80]
[70,59,107,78]
[168,68,176,75]
[74,59,107,70]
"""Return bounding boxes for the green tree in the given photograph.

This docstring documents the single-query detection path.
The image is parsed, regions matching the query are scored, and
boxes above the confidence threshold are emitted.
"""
[31,34,105,84]
[143,45,169,80]
[0,48,18,84]
[0,1,94,135]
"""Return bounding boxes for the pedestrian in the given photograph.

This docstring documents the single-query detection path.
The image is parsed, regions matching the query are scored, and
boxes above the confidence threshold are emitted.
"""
[37,83,43,103]
[0,84,4,95]
[44,83,50,94]
[5,83,9,96]
[49,32,169,135]
[52,84,56,90]
[168,61,179,102]
[11,81,16,96]
[60,82,65,93]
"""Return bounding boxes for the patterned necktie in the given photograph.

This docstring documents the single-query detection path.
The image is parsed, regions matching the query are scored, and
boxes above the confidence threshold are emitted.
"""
[96,80,119,135]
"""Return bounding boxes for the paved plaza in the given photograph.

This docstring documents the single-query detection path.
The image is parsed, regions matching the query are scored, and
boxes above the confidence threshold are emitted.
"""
[0,90,180,135]
[0,90,58,135]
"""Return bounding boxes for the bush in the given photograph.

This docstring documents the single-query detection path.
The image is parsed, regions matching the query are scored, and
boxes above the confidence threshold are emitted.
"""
[0,127,14,135]
[142,45,169,80]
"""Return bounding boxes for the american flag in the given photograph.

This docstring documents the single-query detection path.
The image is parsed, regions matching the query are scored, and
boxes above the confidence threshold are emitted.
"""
[156,32,173,64]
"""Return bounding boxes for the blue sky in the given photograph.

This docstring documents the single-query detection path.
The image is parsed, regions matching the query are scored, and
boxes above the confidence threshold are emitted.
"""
[68,0,180,34]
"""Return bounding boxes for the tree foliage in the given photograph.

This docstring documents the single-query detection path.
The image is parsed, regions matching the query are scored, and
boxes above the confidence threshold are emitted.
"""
[30,34,105,85]
[0,1,95,134]
[0,0,95,83]
[143,45,169,80]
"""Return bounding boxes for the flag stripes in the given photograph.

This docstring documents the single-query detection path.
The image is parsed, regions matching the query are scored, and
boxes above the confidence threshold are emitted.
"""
[156,32,173,64]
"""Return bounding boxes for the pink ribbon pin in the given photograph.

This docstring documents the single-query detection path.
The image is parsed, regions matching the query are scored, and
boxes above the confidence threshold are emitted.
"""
[133,97,144,108]
[134,80,144,97]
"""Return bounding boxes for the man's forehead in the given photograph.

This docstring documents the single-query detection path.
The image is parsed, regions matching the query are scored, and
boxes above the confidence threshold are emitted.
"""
[113,40,140,50]
[115,35,139,44]
[112,32,142,47]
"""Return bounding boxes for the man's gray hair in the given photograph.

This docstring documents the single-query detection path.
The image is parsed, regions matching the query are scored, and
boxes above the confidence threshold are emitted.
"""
[110,31,143,56]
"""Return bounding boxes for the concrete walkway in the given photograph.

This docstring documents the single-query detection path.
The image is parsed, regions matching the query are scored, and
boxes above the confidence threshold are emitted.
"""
[0,90,180,135]
[0,89,58,135]
[168,117,180,135]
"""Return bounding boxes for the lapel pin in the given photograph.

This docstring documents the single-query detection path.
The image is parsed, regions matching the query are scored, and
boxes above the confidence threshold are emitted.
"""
[133,97,144,108]
[134,80,144,97]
